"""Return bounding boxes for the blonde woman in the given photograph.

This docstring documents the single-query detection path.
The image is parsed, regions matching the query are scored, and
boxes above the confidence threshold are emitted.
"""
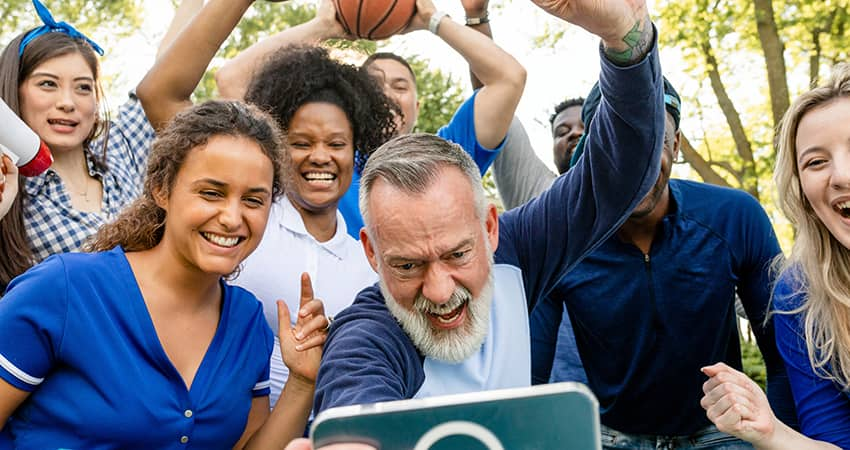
[701,64,850,449]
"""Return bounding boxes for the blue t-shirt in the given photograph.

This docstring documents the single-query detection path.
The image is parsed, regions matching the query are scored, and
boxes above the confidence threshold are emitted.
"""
[0,247,274,449]
[337,90,504,238]
[314,36,666,413]
[774,271,850,448]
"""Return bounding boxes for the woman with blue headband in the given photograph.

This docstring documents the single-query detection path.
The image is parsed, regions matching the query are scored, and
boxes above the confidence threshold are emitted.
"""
[0,0,160,293]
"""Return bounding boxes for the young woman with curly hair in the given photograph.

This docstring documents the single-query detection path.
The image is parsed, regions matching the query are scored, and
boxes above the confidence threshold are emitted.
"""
[701,64,850,449]
[0,100,329,448]
[137,0,397,407]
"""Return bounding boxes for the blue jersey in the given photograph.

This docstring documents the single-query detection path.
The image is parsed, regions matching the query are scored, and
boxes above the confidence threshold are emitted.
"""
[337,90,504,238]
[0,247,273,449]
[314,35,666,413]
[774,272,850,448]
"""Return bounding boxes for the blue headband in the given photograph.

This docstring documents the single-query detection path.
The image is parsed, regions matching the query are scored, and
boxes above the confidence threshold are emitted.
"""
[18,0,104,57]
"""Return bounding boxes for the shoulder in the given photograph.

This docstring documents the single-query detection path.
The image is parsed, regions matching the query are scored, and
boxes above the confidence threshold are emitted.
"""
[773,268,807,313]
[674,179,764,213]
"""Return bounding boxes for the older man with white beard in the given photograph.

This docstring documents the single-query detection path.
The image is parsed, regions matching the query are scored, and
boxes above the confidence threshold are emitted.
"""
[313,0,667,412]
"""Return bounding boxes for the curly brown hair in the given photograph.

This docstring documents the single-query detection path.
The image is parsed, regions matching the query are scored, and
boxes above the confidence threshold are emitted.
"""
[86,100,286,253]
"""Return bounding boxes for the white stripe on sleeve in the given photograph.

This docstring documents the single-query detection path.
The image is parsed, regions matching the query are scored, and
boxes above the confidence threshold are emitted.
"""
[0,353,44,386]
[253,380,271,391]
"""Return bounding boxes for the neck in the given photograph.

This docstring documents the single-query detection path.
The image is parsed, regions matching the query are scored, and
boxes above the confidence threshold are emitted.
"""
[130,243,222,312]
[290,198,339,243]
[50,147,88,178]
[616,190,671,254]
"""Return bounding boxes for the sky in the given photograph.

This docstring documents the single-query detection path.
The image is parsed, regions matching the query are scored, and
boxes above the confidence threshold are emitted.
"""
[104,0,689,177]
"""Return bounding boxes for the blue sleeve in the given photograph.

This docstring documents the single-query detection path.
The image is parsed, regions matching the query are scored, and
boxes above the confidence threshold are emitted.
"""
[314,315,423,413]
[437,90,505,175]
[338,169,363,240]
[0,256,69,392]
[496,30,664,312]
[731,194,797,427]
[773,275,850,447]
[529,295,563,384]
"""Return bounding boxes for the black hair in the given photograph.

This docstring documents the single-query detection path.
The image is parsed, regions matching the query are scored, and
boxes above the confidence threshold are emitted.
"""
[548,97,585,128]
[245,45,398,171]
[361,51,417,84]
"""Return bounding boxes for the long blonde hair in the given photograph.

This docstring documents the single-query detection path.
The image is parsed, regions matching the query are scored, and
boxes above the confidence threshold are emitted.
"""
[774,63,850,388]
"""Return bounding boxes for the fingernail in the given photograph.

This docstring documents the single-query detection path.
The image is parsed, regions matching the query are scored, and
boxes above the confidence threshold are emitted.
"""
[295,332,303,340]
[295,344,303,351]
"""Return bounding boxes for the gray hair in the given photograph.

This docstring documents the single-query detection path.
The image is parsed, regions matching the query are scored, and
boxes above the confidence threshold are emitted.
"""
[359,133,488,237]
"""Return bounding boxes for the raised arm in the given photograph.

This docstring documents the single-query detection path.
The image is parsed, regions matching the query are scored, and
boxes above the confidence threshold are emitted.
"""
[497,0,662,308]
[215,0,349,100]
[136,0,253,130]
[155,0,205,60]
[404,0,526,149]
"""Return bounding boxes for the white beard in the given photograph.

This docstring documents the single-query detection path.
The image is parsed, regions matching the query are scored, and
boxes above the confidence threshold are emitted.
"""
[382,271,494,363]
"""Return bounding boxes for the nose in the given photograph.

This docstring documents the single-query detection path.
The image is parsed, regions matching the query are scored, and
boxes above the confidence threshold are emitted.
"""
[421,262,456,305]
[308,144,332,165]
[55,87,76,112]
[217,197,242,231]
[832,152,850,189]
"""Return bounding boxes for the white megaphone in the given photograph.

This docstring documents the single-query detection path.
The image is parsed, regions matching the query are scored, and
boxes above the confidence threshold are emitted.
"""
[0,97,52,177]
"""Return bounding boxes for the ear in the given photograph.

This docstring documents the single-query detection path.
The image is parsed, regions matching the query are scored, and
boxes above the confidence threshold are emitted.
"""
[485,203,499,252]
[152,186,169,211]
[672,129,681,162]
[360,227,380,272]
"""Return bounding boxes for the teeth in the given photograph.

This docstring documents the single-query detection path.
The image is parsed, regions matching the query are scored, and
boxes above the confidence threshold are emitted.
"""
[48,119,76,126]
[304,172,335,181]
[433,306,463,324]
[836,201,850,210]
[202,232,239,247]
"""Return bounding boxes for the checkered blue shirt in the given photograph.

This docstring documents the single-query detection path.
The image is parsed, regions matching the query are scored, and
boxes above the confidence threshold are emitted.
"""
[23,94,155,263]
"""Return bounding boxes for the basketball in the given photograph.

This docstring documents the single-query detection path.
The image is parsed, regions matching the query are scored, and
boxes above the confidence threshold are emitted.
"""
[333,0,416,40]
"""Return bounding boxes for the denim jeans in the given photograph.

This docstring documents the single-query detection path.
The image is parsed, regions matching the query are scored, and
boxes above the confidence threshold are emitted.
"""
[600,424,754,450]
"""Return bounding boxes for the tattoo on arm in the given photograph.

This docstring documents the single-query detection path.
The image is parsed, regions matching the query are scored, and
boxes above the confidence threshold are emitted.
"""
[604,15,652,66]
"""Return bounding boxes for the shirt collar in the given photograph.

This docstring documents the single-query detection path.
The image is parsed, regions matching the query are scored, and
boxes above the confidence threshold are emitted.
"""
[23,148,104,197]
[279,197,351,259]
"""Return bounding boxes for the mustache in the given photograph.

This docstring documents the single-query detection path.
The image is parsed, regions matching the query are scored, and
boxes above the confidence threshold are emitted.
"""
[413,285,472,315]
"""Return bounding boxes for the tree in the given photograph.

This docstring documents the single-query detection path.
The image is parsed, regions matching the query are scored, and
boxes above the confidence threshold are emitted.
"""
[656,0,849,205]
[1,0,143,46]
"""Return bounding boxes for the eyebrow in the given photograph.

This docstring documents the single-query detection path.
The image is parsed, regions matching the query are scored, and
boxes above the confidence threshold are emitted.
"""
[30,72,94,83]
[796,147,823,165]
[193,178,271,195]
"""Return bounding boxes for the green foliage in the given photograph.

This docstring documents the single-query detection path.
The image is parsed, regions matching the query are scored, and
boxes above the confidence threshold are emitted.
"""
[0,0,143,44]
[741,336,767,391]
[406,56,464,134]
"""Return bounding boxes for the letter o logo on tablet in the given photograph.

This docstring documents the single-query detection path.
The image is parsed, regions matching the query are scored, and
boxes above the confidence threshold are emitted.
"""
[413,421,504,450]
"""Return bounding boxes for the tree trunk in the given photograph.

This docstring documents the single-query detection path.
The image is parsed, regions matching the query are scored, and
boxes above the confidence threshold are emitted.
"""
[678,134,736,190]
[753,0,790,129]
[699,39,757,197]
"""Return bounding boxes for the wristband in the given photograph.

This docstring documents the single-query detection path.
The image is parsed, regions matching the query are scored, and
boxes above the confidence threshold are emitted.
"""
[429,11,449,35]
[465,12,489,26]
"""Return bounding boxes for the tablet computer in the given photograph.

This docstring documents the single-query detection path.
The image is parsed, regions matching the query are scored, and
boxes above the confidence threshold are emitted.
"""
[310,382,600,450]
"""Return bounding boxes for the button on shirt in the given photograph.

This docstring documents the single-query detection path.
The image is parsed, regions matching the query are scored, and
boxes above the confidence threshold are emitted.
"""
[234,197,378,406]
[22,94,155,263]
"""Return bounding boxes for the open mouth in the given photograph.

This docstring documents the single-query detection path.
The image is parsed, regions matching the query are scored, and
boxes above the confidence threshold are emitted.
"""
[201,231,243,248]
[834,201,850,219]
[47,118,78,127]
[303,172,336,186]
[425,298,469,327]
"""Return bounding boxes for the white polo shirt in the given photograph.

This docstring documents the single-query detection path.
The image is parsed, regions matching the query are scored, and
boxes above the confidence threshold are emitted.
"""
[233,197,377,406]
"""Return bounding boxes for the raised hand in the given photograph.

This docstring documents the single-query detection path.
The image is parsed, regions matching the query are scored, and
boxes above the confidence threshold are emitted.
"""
[528,0,651,65]
[278,273,329,384]
[700,362,776,446]
[313,0,355,40]
[0,155,19,220]
[401,0,438,33]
